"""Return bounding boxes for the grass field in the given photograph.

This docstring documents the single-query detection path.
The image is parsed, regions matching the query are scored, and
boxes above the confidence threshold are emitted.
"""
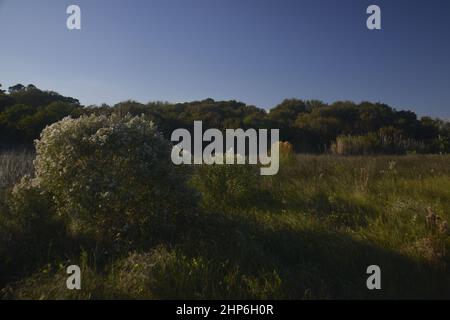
[1,151,449,299]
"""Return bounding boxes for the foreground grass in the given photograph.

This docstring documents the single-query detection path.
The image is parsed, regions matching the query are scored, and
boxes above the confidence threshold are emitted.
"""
[1,153,450,299]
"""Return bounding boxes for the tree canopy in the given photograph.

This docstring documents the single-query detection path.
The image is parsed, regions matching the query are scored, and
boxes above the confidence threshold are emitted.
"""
[0,84,448,154]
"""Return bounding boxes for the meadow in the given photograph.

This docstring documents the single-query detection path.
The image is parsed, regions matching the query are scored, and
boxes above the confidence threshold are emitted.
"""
[0,145,449,299]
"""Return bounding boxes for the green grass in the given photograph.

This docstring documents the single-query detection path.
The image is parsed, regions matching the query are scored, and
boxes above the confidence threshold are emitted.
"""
[1,153,450,299]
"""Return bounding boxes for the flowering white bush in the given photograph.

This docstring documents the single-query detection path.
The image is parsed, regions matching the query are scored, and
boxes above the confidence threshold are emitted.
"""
[34,114,196,247]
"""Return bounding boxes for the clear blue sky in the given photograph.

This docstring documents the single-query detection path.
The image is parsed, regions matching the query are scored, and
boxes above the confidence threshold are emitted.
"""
[1,0,449,118]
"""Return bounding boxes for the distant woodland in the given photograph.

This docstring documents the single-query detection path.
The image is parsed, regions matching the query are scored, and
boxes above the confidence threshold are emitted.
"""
[1,83,449,154]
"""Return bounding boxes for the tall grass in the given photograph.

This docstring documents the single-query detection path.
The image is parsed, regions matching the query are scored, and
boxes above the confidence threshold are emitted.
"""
[1,154,450,299]
[0,150,34,189]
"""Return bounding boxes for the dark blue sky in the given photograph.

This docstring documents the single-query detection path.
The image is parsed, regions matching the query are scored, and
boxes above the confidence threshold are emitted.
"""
[1,0,449,117]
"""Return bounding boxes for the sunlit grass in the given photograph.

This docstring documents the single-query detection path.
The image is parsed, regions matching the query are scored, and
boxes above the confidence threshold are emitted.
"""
[1,154,450,299]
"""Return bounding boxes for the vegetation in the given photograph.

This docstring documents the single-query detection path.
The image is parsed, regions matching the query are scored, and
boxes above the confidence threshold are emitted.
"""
[1,147,449,299]
[1,84,449,154]
[0,83,449,299]
[33,114,196,249]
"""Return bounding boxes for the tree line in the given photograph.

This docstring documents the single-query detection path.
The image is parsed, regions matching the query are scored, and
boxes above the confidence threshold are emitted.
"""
[1,83,449,154]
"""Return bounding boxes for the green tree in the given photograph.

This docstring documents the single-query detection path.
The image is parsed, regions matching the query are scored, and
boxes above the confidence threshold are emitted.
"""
[8,84,25,93]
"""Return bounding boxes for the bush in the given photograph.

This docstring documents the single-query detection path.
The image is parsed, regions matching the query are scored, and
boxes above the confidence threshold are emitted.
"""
[0,176,66,282]
[33,114,197,249]
[192,163,264,211]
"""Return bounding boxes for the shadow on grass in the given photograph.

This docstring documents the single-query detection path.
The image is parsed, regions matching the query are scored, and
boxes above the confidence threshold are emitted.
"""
[176,210,450,299]
[1,207,449,299]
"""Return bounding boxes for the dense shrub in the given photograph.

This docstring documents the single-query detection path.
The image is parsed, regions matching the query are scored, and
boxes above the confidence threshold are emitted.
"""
[33,114,197,249]
[192,162,265,211]
[0,177,66,282]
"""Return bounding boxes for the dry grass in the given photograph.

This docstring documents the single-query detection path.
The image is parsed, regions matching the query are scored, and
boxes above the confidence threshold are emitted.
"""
[0,150,34,189]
